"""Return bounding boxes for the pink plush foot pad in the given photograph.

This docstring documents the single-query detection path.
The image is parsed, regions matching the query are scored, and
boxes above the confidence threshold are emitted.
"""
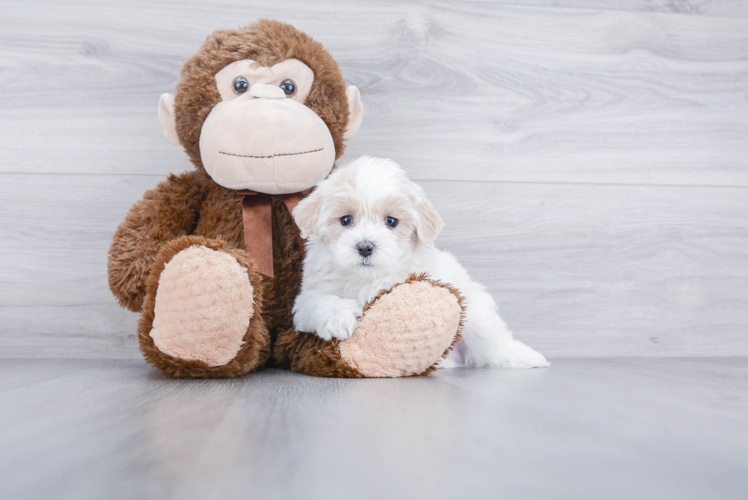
[339,276,463,377]
[149,245,254,367]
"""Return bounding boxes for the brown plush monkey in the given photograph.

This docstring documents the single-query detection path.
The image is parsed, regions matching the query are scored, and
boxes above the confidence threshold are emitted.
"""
[108,20,464,378]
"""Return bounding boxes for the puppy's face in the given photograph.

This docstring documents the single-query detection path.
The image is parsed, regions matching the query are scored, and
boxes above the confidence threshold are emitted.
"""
[294,157,443,277]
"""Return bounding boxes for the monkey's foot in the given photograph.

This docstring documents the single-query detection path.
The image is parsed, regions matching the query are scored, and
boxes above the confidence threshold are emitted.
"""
[139,236,270,378]
[275,274,464,378]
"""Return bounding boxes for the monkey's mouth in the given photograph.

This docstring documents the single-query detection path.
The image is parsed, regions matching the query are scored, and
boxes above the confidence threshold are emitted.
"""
[218,148,324,159]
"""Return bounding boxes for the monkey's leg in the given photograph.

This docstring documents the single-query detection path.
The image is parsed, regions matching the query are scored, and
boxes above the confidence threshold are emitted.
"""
[138,235,270,378]
[275,274,465,378]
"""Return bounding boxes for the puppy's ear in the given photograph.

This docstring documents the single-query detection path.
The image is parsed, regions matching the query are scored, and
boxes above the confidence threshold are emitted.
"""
[415,196,444,247]
[294,188,325,240]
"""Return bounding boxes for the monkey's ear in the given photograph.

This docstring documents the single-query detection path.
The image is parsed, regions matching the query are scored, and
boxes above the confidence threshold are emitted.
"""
[344,86,364,140]
[415,196,444,248]
[158,93,181,146]
[293,188,325,240]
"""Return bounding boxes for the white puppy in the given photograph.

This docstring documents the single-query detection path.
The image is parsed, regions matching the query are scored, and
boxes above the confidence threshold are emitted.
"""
[292,156,549,368]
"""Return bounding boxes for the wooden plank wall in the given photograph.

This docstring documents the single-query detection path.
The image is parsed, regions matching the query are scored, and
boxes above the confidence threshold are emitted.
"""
[1,0,747,359]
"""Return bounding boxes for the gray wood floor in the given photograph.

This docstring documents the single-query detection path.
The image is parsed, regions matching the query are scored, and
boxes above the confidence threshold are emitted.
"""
[1,358,746,500]
[1,0,747,360]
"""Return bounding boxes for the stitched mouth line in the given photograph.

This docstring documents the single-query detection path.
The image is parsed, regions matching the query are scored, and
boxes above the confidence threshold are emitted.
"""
[218,148,324,159]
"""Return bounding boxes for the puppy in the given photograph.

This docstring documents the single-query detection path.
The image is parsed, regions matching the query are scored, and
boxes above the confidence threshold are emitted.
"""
[292,156,549,368]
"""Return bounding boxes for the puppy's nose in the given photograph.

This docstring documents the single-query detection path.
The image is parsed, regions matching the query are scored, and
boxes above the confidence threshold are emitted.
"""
[356,241,375,257]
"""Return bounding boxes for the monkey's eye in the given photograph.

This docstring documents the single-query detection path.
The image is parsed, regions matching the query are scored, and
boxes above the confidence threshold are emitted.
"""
[385,216,399,228]
[232,76,249,95]
[279,79,297,97]
[340,215,353,226]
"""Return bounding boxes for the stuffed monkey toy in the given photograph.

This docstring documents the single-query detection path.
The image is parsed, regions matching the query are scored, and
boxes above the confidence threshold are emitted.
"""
[108,20,464,378]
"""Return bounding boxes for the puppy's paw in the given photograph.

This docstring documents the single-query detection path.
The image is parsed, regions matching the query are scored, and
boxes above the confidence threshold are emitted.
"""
[316,299,363,341]
[358,277,401,305]
[495,340,550,368]
[435,357,458,369]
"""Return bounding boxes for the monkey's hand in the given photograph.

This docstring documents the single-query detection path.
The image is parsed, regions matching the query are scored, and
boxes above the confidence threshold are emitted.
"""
[108,171,204,312]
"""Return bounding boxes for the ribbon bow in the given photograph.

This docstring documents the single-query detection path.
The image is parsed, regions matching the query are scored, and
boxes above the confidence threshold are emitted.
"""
[237,190,310,278]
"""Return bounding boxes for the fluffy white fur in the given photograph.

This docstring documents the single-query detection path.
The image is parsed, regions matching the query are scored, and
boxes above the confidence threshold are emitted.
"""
[292,156,549,368]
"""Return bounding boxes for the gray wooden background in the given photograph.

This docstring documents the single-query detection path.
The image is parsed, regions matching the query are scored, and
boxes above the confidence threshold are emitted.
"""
[1,0,747,359]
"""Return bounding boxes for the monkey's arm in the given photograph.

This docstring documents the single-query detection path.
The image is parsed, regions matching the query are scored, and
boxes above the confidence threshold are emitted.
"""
[108,171,205,312]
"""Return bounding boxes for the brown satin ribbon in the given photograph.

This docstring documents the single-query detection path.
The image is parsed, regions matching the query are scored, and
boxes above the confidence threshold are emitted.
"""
[237,189,310,278]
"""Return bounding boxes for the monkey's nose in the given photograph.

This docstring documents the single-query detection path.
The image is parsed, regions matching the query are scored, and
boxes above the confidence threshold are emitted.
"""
[356,241,375,257]
[250,83,286,99]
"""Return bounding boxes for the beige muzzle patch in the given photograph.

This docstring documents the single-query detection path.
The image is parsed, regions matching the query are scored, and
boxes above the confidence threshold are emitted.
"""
[199,97,336,194]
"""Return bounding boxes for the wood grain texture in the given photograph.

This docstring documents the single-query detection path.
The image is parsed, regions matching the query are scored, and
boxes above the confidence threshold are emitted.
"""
[0,358,105,392]
[1,174,746,358]
[456,0,748,17]
[1,358,747,500]
[0,1,746,186]
[1,0,747,359]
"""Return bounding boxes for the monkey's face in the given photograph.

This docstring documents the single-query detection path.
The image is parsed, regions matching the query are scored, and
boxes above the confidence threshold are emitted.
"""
[198,59,336,194]
[159,31,364,195]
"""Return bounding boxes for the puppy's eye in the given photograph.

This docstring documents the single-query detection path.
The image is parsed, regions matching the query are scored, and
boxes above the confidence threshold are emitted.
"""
[279,79,296,97]
[340,215,353,226]
[233,76,249,95]
[385,216,398,228]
